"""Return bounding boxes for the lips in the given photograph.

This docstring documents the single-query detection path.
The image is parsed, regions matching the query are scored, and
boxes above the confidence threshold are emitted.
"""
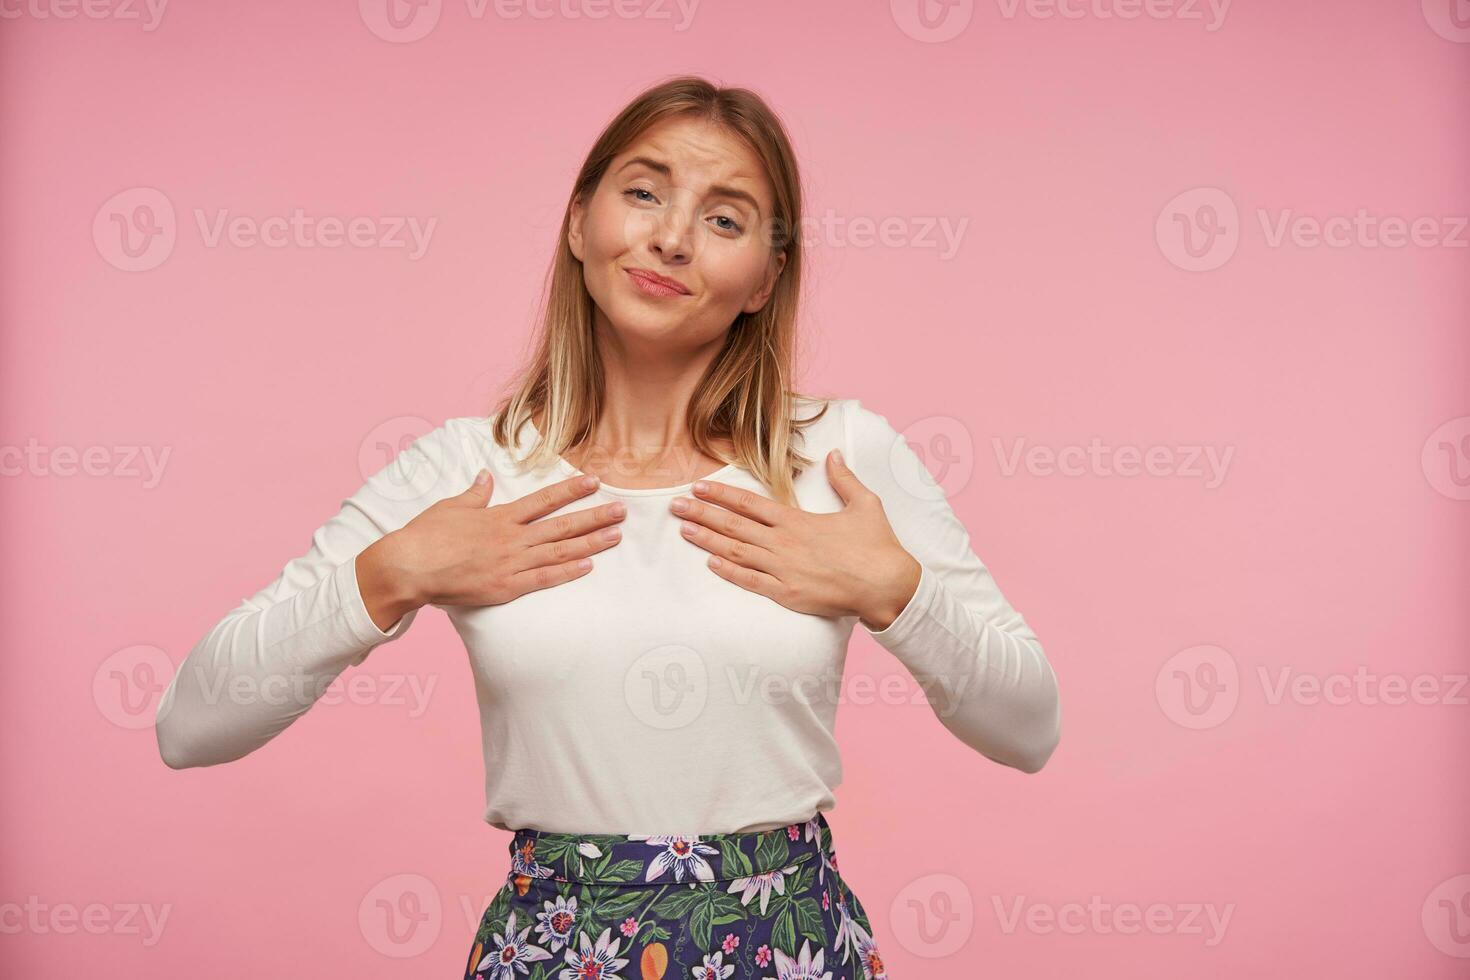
[625,268,691,295]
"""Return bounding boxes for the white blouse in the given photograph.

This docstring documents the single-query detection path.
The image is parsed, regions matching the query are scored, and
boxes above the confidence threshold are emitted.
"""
[154,397,1061,835]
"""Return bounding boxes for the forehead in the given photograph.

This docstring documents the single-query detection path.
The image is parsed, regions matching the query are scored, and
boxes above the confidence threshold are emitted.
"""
[611,116,772,210]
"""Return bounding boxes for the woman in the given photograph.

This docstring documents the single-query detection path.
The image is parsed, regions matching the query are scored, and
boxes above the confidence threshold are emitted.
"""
[155,76,1061,980]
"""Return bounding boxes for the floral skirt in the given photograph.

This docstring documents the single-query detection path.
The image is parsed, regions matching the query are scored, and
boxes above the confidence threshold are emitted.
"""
[463,810,888,980]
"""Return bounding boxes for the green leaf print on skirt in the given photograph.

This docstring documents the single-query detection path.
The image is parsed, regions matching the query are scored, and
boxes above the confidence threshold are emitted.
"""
[462,810,890,980]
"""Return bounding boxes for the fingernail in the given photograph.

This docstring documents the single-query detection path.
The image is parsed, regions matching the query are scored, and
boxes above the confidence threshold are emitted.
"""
[672,497,689,513]
[692,481,708,493]
[475,468,489,486]
[832,450,844,466]
[582,475,599,490]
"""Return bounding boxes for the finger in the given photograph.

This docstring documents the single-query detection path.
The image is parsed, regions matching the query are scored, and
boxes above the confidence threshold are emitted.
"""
[507,473,601,523]
[507,556,595,597]
[705,554,784,601]
[456,467,495,507]
[521,523,622,571]
[523,500,626,547]
[823,449,872,506]
[674,494,775,548]
[679,520,776,574]
[689,480,784,527]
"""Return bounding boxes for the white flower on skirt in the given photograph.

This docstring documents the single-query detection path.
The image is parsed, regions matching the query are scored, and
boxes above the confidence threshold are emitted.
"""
[628,836,720,883]
[689,948,736,980]
[534,893,579,952]
[559,926,630,980]
[763,939,832,980]
[831,894,864,966]
[476,909,552,980]
[726,864,801,915]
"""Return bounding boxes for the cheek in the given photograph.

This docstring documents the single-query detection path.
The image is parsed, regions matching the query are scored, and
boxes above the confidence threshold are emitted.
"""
[583,199,633,261]
[701,242,771,303]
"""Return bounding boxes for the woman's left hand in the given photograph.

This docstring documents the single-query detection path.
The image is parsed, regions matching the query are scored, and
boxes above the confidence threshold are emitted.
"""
[670,449,922,630]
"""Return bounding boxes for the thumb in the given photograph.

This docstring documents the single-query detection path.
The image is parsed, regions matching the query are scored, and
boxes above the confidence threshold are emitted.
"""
[825,449,866,505]
[460,467,495,505]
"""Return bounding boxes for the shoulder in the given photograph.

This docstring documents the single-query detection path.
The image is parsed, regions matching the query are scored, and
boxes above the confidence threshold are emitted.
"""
[791,394,860,429]
[787,394,906,446]
[815,397,903,451]
[439,414,530,469]
[788,396,918,476]
[377,415,520,489]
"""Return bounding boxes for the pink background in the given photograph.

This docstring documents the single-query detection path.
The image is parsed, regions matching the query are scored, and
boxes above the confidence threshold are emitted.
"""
[3,0,1468,977]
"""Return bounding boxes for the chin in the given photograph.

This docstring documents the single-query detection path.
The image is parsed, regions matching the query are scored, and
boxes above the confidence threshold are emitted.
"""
[596,303,683,339]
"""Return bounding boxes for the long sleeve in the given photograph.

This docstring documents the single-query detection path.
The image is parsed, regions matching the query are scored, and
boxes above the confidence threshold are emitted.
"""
[845,399,1061,773]
[155,421,468,769]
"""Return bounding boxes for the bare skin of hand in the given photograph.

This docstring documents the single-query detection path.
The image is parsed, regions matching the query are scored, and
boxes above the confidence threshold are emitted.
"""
[670,448,922,630]
[357,469,626,631]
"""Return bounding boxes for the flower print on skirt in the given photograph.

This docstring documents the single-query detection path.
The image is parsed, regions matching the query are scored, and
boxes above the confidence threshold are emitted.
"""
[463,809,888,980]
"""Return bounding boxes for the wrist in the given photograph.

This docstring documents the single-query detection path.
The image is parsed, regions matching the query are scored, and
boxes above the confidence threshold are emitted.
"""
[358,532,425,627]
[857,553,922,632]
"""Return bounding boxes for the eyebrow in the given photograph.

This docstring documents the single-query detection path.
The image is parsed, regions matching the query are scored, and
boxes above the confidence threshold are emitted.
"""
[615,156,764,216]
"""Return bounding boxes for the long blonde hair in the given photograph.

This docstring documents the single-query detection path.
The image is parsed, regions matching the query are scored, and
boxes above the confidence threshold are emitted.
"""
[488,75,831,506]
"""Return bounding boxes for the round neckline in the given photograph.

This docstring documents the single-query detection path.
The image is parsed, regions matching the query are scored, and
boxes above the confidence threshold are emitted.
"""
[523,416,740,497]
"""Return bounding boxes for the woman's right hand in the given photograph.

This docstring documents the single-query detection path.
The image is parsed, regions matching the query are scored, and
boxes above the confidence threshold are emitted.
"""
[356,468,623,630]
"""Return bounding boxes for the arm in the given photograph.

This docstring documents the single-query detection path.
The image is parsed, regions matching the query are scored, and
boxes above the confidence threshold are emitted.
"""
[845,399,1061,773]
[154,421,466,769]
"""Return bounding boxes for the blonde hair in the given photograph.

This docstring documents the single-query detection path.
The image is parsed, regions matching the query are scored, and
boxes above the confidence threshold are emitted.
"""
[488,74,831,506]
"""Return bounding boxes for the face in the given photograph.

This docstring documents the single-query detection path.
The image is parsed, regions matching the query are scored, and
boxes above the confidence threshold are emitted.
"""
[568,115,787,353]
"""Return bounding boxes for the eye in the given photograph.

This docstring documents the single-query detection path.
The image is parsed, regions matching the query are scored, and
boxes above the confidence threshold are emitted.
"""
[623,187,658,204]
[711,215,743,233]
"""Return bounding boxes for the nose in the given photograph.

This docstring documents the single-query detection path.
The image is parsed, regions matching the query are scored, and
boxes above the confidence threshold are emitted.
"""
[648,195,696,264]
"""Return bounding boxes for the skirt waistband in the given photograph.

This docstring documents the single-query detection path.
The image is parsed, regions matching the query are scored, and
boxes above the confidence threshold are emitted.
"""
[507,811,835,886]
